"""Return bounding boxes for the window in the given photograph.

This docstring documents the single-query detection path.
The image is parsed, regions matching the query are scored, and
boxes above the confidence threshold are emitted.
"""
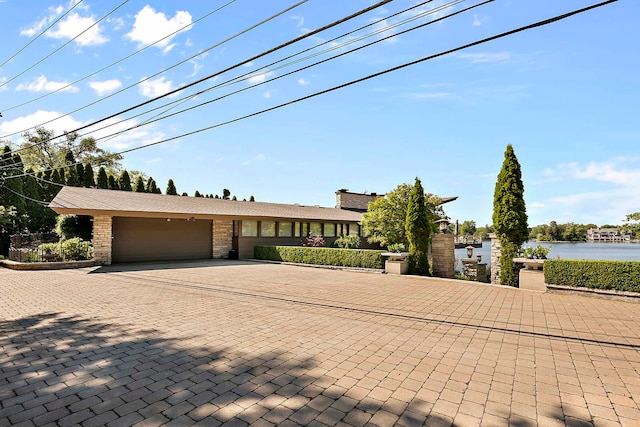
[279,222,292,237]
[241,220,258,237]
[302,222,309,237]
[294,222,301,237]
[261,221,276,237]
[323,223,336,237]
[310,222,322,236]
[348,223,360,236]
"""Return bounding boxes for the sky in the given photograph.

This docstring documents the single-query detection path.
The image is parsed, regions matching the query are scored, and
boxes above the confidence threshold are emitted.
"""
[0,0,638,228]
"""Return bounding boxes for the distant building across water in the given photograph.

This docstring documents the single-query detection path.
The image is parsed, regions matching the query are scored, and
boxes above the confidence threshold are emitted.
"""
[586,227,631,243]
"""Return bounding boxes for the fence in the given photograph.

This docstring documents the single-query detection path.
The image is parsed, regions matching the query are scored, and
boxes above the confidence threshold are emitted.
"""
[8,233,92,263]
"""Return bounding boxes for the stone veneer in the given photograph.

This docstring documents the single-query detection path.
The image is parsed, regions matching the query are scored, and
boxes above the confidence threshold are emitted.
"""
[490,233,501,285]
[213,219,233,258]
[431,234,455,278]
[335,190,379,211]
[93,215,113,265]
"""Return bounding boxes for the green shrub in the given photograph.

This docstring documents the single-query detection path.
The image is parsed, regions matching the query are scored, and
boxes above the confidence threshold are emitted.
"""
[254,246,384,269]
[333,234,361,249]
[544,260,640,293]
[56,215,92,240]
[60,238,93,260]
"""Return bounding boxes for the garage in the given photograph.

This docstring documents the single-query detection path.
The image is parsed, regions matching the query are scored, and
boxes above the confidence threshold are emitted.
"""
[112,217,212,263]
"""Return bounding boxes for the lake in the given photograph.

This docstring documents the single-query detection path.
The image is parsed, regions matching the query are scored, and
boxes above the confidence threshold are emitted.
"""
[455,241,639,270]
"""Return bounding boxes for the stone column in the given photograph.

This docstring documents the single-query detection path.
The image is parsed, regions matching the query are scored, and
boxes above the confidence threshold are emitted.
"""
[213,219,233,258]
[490,233,501,285]
[431,233,455,278]
[92,215,112,265]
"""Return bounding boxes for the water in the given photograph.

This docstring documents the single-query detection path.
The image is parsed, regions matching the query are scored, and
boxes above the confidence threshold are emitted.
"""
[454,241,639,270]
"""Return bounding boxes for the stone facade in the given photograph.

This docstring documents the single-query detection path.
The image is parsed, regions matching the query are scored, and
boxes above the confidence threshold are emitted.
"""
[490,233,501,285]
[213,219,233,258]
[93,215,113,265]
[335,189,379,212]
[431,234,455,278]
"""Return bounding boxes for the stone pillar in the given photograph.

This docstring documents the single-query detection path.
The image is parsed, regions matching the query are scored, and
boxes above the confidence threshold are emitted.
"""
[213,219,233,258]
[92,215,112,265]
[490,233,501,285]
[431,234,455,278]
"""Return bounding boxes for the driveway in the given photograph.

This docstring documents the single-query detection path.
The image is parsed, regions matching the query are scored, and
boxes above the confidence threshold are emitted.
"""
[1,261,639,426]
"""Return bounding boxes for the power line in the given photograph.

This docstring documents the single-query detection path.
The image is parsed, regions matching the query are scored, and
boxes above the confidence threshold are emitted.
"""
[0,0,85,70]
[1,0,238,113]
[0,0,131,90]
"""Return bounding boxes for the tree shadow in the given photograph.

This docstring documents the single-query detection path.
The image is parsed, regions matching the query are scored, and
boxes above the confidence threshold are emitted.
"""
[1,312,462,426]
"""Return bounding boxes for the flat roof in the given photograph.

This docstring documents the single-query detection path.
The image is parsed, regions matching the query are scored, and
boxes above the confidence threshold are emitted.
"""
[49,186,363,222]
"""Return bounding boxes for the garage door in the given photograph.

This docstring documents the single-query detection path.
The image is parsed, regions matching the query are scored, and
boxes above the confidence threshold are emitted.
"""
[112,217,212,263]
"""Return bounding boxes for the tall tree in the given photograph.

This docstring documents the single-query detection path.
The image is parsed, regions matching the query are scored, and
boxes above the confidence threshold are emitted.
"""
[145,177,160,194]
[96,167,109,189]
[75,163,85,187]
[249,195,255,202]
[118,170,132,191]
[23,172,45,232]
[82,163,95,188]
[0,147,26,233]
[166,179,177,195]
[108,174,119,190]
[194,190,203,198]
[492,144,528,287]
[134,176,146,192]
[405,177,431,276]
[222,189,231,200]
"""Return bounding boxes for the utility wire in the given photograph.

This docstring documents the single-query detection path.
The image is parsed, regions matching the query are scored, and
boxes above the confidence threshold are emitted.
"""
[0,0,85,70]
[0,0,391,142]
[1,0,238,113]
[0,0,131,90]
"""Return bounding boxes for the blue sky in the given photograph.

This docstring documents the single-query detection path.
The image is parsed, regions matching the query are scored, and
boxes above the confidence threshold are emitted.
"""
[0,0,638,228]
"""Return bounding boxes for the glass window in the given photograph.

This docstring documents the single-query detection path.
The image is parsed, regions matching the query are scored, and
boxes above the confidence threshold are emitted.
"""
[348,223,360,236]
[241,220,258,237]
[294,222,301,237]
[310,222,322,236]
[302,222,309,237]
[261,221,276,237]
[323,223,336,237]
[279,222,292,237]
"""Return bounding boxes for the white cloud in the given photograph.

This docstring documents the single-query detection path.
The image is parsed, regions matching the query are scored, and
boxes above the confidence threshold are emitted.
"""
[247,71,274,85]
[291,15,304,27]
[186,53,208,78]
[20,4,64,37]
[263,91,272,99]
[138,76,175,98]
[88,79,122,96]
[405,92,454,100]
[242,153,266,166]
[87,116,165,151]
[0,110,82,141]
[298,78,309,86]
[145,158,162,165]
[456,52,512,63]
[15,75,79,93]
[125,5,193,49]
[473,13,488,26]
[47,12,109,46]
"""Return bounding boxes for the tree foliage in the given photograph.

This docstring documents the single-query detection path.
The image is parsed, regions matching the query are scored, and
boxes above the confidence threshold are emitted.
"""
[134,176,146,192]
[405,177,431,276]
[623,212,640,238]
[166,179,178,195]
[361,183,442,248]
[492,144,528,286]
[118,170,132,191]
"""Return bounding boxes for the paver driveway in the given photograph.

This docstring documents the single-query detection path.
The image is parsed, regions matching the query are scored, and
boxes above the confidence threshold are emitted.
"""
[1,261,640,427]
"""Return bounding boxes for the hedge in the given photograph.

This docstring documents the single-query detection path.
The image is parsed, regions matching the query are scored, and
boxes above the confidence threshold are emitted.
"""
[544,260,640,293]
[254,246,384,269]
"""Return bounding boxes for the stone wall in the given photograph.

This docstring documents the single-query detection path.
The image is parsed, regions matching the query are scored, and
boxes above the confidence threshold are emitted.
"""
[490,233,501,285]
[431,234,455,278]
[335,190,379,211]
[93,215,112,265]
[213,219,233,258]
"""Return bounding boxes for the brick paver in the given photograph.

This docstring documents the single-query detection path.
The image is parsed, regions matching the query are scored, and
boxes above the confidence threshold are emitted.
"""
[2,260,640,426]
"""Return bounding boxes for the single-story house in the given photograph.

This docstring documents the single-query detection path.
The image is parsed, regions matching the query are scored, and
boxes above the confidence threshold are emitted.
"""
[49,186,378,264]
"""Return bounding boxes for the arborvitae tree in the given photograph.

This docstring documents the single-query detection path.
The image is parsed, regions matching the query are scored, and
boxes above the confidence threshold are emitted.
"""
[75,163,85,186]
[215,195,219,199]
[96,167,109,189]
[66,166,79,186]
[232,195,237,201]
[181,192,188,196]
[222,189,230,200]
[82,163,95,187]
[405,177,431,275]
[118,170,132,191]
[166,179,177,195]
[108,174,119,190]
[24,172,44,232]
[492,144,528,287]
[146,177,160,194]
[55,168,66,185]
[249,195,255,202]
[134,176,146,192]
[194,190,203,198]
[0,147,26,232]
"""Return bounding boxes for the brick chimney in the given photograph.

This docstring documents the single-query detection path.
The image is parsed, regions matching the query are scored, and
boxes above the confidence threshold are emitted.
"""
[335,189,379,212]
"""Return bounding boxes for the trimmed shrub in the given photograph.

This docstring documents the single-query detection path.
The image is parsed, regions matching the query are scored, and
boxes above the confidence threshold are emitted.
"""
[333,234,361,249]
[544,260,640,293]
[255,246,384,269]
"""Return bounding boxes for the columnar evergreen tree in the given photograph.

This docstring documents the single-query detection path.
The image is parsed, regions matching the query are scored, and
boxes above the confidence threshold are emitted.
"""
[492,144,528,287]
[108,174,119,190]
[166,179,177,195]
[194,190,203,198]
[0,147,27,233]
[181,192,188,196]
[146,177,160,194]
[82,163,95,188]
[222,189,230,200]
[405,177,431,275]
[134,176,146,192]
[96,167,109,189]
[118,170,132,191]
[24,173,44,232]
[249,195,255,202]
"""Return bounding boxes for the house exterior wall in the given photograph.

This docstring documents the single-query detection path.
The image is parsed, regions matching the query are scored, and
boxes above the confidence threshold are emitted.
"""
[93,215,113,265]
[213,219,233,258]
